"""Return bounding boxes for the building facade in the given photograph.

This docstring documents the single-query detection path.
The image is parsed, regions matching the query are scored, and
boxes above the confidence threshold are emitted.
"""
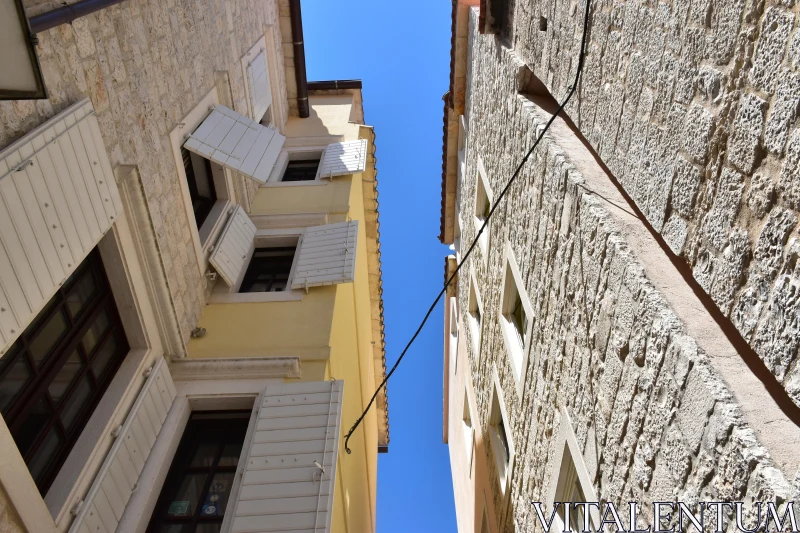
[0,1,388,532]
[441,0,800,531]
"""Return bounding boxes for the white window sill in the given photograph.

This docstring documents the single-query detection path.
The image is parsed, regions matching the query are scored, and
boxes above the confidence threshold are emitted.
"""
[500,316,526,394]
[209,289,304,304]
[260,180,331,188]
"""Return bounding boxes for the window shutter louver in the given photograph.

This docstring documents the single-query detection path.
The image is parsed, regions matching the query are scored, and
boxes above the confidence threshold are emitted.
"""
[291,221,358,290]
[229,380,343,533]
[209,205,257,287]
[0,98,122,357]
[183,105,285,185]
[316,140,368,179]
[247,50,272,124]
[68,357,177,533]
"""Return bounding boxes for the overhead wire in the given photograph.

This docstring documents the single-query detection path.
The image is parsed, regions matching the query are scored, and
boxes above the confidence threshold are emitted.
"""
[344,0,594,454]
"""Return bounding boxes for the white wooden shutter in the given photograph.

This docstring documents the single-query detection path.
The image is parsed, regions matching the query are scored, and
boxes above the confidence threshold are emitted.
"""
[183,105,285,184]
[230,380,343,533]
[316,140,368,178]
[69,357,177,533]
[247,50,272,123]
[0,98,122,357]
[291,221,358,290]
[209,205,256,287]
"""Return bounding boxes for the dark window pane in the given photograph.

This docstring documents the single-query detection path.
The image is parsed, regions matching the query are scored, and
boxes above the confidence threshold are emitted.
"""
[239,247,296,293]
[160,526,188,533]
[91,334,120,380]
[66,271,97,318]
[13,398,51,455]
[202,472,234,517]
[29,308,67,366]
[183,148,217,229]
[282,159,320,182]
[170,473,208,517]
[27,426,62,483]
[0,356,31,414]
[82,311,111,355]
[48,350,82,404]
[189,444,219,468]
[218,443,243,467]
[60,374,92,431]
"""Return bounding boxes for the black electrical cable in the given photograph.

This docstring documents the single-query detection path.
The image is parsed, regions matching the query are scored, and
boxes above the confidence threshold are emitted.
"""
[344,0,594,454]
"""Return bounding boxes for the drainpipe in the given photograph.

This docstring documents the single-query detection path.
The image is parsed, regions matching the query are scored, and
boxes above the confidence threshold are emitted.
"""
[29,0,127,34]
[288,0,309,118]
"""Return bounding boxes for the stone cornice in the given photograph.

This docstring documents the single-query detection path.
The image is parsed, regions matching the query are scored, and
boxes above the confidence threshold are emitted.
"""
[169,357,301,381]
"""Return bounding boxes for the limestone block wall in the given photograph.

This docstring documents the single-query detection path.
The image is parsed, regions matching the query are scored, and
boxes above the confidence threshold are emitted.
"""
[498,0,800,405]
[458,13,799,532]
[0,0,286,346]
[0,485,24,533]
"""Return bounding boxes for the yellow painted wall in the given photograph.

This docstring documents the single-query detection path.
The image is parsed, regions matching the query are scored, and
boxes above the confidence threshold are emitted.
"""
[188,92,381,532]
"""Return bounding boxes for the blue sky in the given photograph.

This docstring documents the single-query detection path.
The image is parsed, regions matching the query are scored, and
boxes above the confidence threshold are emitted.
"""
[302,1,457,531]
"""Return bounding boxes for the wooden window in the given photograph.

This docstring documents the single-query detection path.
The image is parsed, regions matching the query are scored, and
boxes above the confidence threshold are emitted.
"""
[239,246,297,293]
[182,147,218,229]
[147,411,249,533]
[0,249,129,494]
[281,159,321,182]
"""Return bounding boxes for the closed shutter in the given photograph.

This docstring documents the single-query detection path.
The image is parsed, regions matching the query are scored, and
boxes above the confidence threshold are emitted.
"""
[209,205,256,287]
[69,357,177,533]
[291,221,358,290]
[316,140,368,178]
[0,98,122,356]
[247,50,272,123]
[230,380,343,533]
[183,105,285,184]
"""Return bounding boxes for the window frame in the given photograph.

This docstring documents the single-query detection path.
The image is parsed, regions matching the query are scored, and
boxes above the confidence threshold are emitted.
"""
[145,410,251,532]
[489,367,514,497]
[449,297,459,375]
[266,146,331,186]
[461,388,474,477]
[474,157,493,261]
[467,269,484,359]
[169,87,238,278]
[547,407,599,532]
[498,242,534,398]
[0,249,130,495]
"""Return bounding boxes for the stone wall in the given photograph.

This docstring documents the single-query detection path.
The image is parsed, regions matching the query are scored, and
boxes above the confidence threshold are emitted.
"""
[458,11,799,531]
[0,0,285,347]
[496,0,800,406]
[0,485,24,533]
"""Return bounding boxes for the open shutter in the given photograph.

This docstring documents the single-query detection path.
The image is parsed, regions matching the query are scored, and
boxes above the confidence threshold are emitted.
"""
[247,50,272,123]
[69,357,176,533]
[230,380,343,533]
[316,140,368,178]
[0,98,122,356]
[209,205,256,287]
[183,105,285,184]
[291,221,358,290]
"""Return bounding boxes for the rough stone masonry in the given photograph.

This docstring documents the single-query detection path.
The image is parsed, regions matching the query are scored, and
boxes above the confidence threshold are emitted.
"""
[505,0,800,407]
[455,3,800,532]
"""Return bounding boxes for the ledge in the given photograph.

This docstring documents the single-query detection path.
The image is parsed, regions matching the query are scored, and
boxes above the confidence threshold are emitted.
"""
[169,357,301,381]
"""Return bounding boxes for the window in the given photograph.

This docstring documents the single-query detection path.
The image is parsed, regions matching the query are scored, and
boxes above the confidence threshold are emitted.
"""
[281,158,321,182]
[147,411,249,533]
[499,248,532,389]
[462,390,474,471]
[555,445,593,532]
[182,147,219,230]
[474,162,492,257]
[0,249,129,494]
[239,245,297,293]
[489,385,512,493]
[481,509,490,533]
[449,300,459,374]
[468,276,483,354]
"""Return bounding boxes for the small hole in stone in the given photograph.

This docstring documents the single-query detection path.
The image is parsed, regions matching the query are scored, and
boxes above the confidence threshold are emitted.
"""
[539,16,548,31]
